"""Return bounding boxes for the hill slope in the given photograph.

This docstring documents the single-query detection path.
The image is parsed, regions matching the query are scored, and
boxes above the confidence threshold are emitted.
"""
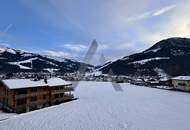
[99,37,190,77]
[0,48,93,73]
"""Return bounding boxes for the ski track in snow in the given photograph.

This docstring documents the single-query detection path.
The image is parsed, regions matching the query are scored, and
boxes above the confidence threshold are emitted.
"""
[129,57,170,65]
[0,81,190,130]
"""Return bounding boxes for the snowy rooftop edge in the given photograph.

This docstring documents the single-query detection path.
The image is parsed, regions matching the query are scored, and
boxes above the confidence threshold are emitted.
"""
[1,78,72,89]
[171,76,190,81]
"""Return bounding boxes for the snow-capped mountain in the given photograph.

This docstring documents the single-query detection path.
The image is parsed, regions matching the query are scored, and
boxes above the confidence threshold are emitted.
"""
[0,48,93,73]
[99,37,190,77]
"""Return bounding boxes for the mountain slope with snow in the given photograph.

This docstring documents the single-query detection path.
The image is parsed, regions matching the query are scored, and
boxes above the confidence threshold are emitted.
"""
[0,48,93,73]
[99,37,190,77]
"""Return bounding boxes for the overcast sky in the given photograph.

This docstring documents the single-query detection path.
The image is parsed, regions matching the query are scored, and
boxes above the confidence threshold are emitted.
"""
[0,0,190,65]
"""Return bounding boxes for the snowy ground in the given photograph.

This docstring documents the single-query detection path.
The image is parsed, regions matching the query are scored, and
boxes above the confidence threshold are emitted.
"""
[0,111,17,121]
[0,81,190,130]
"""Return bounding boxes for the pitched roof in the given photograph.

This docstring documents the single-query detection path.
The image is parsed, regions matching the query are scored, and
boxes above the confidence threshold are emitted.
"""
[1,78,71,89]
[171,76,190,81]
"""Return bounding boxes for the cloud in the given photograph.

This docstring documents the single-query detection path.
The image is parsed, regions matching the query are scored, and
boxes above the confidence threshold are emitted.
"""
[43,50,71,57]
[20,0,153,39]
[140,1,190,45]
[153,4,176,16]
[127,4,176,22]
[90,40,146,65]
[3,24,13,32]
[98,42,141,52]
[60,44,88,52]
[127,12,152,22]
[0,42,10,47]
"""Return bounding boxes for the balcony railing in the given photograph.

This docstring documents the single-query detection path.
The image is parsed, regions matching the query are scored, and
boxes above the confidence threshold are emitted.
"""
[52,87,74,94]
[15,91,49,99]
[52,94,74,102]
[29,100,49,106]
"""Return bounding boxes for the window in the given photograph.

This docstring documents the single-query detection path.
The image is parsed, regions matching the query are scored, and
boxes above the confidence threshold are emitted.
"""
[59,86,64,90]
[178,83,186,86]
[55,94,59,98]
[43,95,46,99]
[30,105,37,111]
[30,96,37,102]
[17,98,26,106]
[17,89,27,95]
[31,88,37,92]
[5,89,8,96]
[54,87,59,90]
[60,93,64,97]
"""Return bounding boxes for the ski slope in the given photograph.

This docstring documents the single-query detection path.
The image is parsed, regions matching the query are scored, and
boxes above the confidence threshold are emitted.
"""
[0,81,190,130]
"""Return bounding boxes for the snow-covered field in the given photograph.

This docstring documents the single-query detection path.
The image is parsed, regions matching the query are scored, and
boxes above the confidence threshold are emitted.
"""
[0,111,17,121]
[0,81,190,130]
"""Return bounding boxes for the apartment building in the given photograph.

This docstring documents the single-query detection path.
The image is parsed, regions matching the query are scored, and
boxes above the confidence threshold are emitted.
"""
[0,78,74,113]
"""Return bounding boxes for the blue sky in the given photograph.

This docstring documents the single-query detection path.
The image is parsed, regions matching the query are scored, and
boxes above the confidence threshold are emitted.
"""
[0,0,190,65]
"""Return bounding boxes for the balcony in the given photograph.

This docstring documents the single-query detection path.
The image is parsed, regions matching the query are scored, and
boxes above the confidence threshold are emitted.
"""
[15,91,49,99]
[52,87,74,94]
[29,100,49,106]
[52,94,74,102]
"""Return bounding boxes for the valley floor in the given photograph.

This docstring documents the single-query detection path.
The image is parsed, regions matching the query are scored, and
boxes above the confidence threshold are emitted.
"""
[0,81,190,130]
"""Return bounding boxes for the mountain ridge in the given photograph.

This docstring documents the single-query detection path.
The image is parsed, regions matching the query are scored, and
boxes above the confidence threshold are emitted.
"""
[99,37,190,77]
[0,47,93,74]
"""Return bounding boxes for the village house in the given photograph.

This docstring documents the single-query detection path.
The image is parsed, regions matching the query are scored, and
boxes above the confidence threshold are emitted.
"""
[0,78,74,113]
[171,76,190,92]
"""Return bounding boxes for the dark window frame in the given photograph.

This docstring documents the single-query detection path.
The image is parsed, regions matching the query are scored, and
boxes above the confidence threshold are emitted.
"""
[17,98,27,106]
[54,94,59,98]
[30,96,37,102]
[17,89,27,95]
[178,83,186,86]
[43,95,47,99]
[30,87,38,92]
[60,93,64,97]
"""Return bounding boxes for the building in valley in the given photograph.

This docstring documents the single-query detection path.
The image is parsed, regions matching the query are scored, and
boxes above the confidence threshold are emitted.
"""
[0,78,74,113]
[171,76,190,92]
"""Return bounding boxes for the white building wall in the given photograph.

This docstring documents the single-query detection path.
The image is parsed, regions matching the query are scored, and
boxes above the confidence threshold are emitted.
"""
[172,80,190,91]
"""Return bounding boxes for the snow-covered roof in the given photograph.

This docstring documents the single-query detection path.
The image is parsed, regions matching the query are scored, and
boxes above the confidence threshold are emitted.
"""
[171,76,190,81]
[1,79,47,89]
[47,78,71,87]
[85,71,102,76]
[1,78,71,89]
